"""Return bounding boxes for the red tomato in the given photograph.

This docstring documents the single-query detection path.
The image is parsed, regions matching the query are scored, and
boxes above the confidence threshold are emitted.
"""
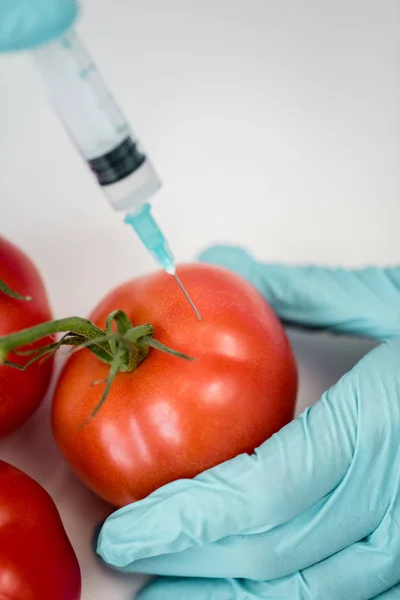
[52,264,297,507]
[0,237,53,436]
[0,460,81,599]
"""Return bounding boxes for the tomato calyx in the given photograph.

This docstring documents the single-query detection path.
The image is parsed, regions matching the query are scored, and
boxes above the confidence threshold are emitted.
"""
[0,279,32,302]
[0,309,193,427]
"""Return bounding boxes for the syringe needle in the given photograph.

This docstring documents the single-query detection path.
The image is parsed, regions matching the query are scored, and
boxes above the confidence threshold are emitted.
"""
[126,207,201,320]
[174,274,202,321]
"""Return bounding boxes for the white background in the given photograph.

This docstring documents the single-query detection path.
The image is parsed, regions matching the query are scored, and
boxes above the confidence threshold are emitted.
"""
[0,0,398,598]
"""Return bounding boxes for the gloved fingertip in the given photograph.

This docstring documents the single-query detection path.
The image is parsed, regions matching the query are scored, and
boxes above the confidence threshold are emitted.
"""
[95,523,119,566]
[33,0,80,48]
[197,244,259,285]
[0,0,80,52]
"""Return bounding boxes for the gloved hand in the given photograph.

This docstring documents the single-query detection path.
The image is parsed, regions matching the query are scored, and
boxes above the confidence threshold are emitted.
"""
[0,0,78,52]
[97,245,400,600]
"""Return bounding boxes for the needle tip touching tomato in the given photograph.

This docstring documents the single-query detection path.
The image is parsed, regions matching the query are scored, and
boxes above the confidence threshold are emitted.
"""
[51,263,298,507]
[0,460,81,600]
[0,237,53,437]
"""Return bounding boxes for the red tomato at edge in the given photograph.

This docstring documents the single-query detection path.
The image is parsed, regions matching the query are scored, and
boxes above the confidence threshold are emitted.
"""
[52,264,297,508]
[0,460,81,600]
[0,237,53,437]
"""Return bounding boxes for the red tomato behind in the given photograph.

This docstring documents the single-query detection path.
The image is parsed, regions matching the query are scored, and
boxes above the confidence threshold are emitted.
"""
[52,264,297,507]
[0,460,81,599]
[0,237,53,436]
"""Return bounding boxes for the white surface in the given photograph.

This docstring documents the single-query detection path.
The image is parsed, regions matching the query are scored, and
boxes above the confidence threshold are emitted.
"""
[0,0,398,597]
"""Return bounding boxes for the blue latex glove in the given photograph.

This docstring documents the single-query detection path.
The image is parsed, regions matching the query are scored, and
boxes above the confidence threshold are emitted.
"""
[97,245,400,600]
[0,0,78,52]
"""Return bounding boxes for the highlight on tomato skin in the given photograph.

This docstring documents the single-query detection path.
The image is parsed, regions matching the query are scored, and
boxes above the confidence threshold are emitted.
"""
[51,262,298,508]
[0,460,81,600]
[0,236,54,437]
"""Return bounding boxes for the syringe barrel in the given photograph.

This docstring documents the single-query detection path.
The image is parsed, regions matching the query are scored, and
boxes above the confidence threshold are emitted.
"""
[32,29,162,213]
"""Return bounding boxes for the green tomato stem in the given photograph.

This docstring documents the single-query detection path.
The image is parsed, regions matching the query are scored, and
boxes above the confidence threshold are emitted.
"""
[0,309,195,425]
[0,317,106,362]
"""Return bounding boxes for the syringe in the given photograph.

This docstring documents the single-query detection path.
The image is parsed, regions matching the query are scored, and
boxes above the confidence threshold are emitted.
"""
[32,29,201,321]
